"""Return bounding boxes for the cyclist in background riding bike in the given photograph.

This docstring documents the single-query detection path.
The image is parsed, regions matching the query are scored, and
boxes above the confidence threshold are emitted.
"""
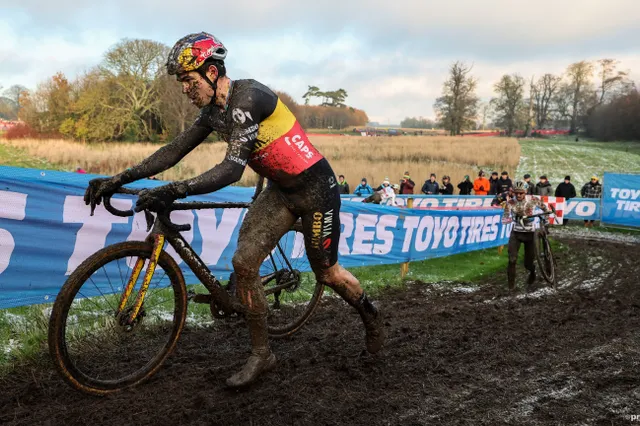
[83,32,384,387]
[502,181,552,291]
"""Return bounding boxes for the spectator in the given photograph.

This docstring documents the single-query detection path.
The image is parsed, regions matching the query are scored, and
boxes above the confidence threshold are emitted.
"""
[580,175,602,227]
[523,174,534,195]
[488,172,499,195]
[354,178,374,196]
[421,173,439,194]
[379,179,397,206]
[555,175,577,226]
[399,172,415,194]
[373,177,390,192]
[534,175,554,196]
[496,171,513,194]
[75,167,87,174]
[439,175,454,195]
[473,170,491,195]
[337,175,350,194]
[457,175,473,195]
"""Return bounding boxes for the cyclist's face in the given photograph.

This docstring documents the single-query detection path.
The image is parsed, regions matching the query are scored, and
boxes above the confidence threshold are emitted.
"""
[515,191,526,201]
[177,72,214,108]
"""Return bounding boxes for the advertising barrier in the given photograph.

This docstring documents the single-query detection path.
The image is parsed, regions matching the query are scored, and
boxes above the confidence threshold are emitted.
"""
[0,166,518,309]
[602,172,640,228]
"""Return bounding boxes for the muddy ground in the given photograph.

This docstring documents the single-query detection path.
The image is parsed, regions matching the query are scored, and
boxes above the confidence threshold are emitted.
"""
[1,235,639,426]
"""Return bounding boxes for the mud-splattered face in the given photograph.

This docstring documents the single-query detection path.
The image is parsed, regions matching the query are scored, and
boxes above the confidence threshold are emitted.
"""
[177,72,214,108]
[515,191,526,201]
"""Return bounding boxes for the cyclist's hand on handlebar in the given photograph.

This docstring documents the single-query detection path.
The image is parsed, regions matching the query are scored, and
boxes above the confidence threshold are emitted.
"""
[134,184,181,213]
[84,177,120,215]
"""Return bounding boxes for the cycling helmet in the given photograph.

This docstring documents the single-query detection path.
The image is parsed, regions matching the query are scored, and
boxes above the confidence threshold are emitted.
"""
[166,32,227,76]
[514,180,528,193]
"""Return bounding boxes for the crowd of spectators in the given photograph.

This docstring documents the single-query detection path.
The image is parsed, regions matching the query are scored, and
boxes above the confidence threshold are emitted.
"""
[345,170,603,226]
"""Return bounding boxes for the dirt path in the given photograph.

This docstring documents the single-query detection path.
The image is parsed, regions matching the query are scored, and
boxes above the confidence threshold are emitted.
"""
[1,237,639,426]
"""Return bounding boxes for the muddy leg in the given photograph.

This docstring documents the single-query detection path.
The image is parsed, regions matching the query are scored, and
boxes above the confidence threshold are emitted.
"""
[226,187,296,387]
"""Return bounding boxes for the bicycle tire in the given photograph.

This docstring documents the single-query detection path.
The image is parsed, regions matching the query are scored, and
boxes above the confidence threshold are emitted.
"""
[48,241,187,395]
[534,230,556,287]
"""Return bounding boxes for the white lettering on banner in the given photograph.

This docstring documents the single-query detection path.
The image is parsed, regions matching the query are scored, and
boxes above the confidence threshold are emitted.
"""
[0,191,28,275]
[163,210,195,264]
[63,196,131,275]
[443,217,459,248]
[291,230,306,259]
[339,212,354,255]
[198,208,244,265]
[373,215,398,255]
[610,188,640,200]
[402,216,420,252]
[616,200,640,212]
[415,217,434,252]
[352,214,377,255]
[566,200,597,217]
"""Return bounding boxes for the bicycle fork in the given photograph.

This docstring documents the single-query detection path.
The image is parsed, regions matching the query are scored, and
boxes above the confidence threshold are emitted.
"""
[117,234,165,325]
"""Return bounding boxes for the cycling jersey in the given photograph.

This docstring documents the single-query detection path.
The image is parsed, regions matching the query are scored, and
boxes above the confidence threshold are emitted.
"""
[115,79,323,194]
[502,197,550,232]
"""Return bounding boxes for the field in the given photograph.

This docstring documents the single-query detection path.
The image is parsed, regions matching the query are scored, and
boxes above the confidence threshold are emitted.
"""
[517,137,640,184]
[1,136,640,425]
[1,136,521,189]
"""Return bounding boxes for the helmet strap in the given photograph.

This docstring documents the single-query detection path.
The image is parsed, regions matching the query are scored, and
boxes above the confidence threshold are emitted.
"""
[198,66,219,106]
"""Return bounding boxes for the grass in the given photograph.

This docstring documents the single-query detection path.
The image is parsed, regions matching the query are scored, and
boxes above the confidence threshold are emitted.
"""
[0,143,63,170]
[517,136,640,185]
[1,136,521,190]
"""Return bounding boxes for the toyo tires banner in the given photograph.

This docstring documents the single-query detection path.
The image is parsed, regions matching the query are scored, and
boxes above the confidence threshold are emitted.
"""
[342,195,596,221]
[602,172,640,228]
[0,166,520,309]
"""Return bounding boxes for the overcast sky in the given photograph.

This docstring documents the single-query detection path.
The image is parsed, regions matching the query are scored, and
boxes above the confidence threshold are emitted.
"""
[1,0,639,123]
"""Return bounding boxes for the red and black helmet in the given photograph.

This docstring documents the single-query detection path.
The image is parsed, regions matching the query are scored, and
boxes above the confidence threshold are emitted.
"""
[166,32,227,76]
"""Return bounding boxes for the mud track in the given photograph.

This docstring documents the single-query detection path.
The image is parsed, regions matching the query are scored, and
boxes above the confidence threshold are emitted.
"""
[1,236,639,425]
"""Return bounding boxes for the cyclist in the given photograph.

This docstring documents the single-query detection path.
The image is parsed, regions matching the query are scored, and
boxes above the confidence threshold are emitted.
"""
[83,32,384,387]
[502,181,552,291]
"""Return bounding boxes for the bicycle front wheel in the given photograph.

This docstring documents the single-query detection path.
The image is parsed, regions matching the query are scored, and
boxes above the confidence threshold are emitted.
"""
[48,241,187,395]
[534,230,556,288]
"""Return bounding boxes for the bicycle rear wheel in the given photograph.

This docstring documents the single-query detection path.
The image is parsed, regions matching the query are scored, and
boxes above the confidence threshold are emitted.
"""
[534,230,556,289]
[48,241,187,395]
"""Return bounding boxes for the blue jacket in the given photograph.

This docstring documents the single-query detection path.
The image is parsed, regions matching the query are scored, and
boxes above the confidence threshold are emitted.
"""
[354,184,374,196]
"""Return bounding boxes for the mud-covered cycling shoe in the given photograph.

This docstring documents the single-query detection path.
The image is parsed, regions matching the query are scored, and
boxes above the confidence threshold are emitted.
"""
[226,352,277,388]
[356,293,385,354]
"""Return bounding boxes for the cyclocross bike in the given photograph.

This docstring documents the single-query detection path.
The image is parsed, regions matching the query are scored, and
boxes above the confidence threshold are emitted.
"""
[517,211,557,289]
[48,177,324,395]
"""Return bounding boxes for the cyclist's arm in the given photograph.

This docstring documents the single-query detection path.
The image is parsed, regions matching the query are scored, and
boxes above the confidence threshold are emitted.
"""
[114,122,212,185]
[502,201,513,223]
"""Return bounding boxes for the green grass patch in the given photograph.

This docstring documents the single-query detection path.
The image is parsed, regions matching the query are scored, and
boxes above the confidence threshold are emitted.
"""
[0,142,64,170]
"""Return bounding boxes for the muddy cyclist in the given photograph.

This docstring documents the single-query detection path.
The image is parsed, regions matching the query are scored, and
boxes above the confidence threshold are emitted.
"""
[501,181,552,291]
[84,32,385,387]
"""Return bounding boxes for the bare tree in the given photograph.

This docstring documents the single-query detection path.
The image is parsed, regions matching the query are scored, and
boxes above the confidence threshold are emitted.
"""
[531,74,561,129]
[157,74,198,138]
[491,74,526,137]
[434,61,479,135]
[565,61,594,134]
[596,59,629,104]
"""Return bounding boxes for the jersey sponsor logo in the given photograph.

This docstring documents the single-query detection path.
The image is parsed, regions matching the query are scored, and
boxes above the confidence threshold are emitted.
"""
[284,134,315,159]
[232,108,253,124]
[328,176,337,189]
[228,155,247,166]
[239,124,259,136]
[311,209,334,250]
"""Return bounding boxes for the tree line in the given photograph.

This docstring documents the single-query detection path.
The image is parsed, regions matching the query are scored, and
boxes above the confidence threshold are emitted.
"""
[433,59,638,140]
[0,39,368,141]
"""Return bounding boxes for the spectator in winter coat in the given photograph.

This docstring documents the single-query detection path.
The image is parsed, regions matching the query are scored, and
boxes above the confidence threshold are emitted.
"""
[496,171,513,194]
[421,173,439,194]
[373,177,391,192]
[523,174,534,195]
[439,176,454,195]
[580,176,602,227]
[488,172,499,195]
[337,175,350,194]
[534,175,554,196]
[457,175,473,195]
[555,175,577,225]
[473,170,491,195]
[354,178,374,196]
[399,172,415,194]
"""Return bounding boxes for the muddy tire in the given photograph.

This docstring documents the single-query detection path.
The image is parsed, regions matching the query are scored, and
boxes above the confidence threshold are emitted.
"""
[48,241,187,396]
[534,230,556,289]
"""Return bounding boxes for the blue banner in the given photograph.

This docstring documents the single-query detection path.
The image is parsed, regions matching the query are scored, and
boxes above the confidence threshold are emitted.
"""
[342,195,598,221]
[1,166,514,309]
[602,172,640,228]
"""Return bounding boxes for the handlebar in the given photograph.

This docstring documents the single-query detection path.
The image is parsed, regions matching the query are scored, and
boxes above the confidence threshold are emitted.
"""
[101,187,251,233]
[515,211,555,229]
